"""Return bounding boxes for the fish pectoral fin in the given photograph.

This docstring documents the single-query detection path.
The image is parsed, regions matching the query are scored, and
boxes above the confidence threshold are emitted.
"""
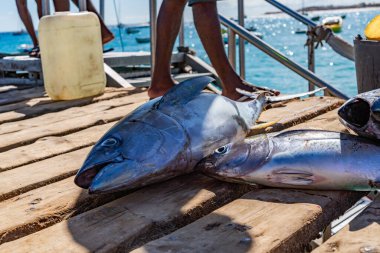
[251,118,282,131]
[272,170,314,186]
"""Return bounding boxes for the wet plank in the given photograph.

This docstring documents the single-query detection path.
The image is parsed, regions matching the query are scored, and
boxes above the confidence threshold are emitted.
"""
[0,174,252,248]
[131,190,362,253]
[0,95,147,152]
[313,196,380,253]
[0,88,143,123]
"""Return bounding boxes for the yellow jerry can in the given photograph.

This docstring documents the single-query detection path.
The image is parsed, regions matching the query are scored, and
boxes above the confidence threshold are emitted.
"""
[38,12,106,100]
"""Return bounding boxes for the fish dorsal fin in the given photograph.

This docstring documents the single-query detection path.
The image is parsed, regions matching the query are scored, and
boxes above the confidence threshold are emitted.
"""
[157,76,214,108]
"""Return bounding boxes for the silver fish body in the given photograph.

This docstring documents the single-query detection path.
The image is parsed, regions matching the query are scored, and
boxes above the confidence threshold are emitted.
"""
[199,130,380,191]
[74,76,266,194]
[338,89,380,139]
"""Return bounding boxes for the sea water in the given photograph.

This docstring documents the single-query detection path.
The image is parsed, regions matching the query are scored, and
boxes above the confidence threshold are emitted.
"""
[1,9,378,97]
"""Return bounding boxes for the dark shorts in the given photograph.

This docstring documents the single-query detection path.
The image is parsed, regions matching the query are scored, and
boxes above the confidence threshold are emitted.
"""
[188,0,219,6]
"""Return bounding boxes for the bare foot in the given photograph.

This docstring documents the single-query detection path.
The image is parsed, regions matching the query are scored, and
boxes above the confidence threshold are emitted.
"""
[222,79,280,101]
[148,79,178,99]
[102,33,115,45]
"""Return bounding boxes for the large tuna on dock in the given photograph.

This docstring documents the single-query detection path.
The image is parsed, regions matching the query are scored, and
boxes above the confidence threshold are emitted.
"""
[338,89,380,140]
[74,76,267,194]
[198,130,380,191]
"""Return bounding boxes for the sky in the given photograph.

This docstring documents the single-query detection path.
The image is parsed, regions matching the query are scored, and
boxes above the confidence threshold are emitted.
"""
[1,0,379,32]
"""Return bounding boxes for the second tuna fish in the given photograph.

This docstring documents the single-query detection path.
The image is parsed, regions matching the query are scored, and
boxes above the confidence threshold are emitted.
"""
[198,130,380,190]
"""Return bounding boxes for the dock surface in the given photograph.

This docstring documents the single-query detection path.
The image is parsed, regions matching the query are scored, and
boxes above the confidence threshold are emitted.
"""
[0,85,379,253]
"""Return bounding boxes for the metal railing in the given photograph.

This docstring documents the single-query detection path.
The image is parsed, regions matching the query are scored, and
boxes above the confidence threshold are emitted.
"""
[220,15,348,99]
[221,0,350,99]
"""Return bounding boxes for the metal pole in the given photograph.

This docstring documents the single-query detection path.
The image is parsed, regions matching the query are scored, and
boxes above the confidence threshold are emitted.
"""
[307,26,315,94]
[149,0,157,70]
[219,15,348,99]
[228,28,236,70]
[238,0,245,78]
[42,0,50,16]
[179,17,185,48]
[78,0,87,11]
[99,0,105,18]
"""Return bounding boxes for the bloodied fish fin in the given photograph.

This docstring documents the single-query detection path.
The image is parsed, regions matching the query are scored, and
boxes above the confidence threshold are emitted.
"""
[157,76,214,108]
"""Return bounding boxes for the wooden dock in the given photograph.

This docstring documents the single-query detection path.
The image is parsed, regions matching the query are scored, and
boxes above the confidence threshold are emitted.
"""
[0,85,379,253]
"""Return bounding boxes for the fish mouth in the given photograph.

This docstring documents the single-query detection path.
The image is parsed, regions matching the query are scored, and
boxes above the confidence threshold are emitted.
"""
[74,155,124,189]
[338,98,370,129]
[87,160,170,194]
[371,99,380,122]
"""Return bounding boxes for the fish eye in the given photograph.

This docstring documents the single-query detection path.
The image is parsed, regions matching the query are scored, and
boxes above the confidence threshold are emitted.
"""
[101,137,119,147]
[215,145,230,154]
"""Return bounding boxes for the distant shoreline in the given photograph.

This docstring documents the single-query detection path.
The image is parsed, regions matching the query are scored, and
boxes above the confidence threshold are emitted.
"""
[265,2,380,15]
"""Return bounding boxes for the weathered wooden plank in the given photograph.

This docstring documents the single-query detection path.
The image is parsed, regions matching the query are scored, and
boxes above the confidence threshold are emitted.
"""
[0,96,349,252]
[0,147,91,202]
[0,174,252,248]
[0,56,42,72]
[0,86,45,106]
[0,123,112,172]
[0,87,137,113]
[104,63,134,88]
[0,91,146,135]
[0,96,145,152]
[313,196,380,253]
[0,88,142,123]
[0,78,43,86]
[0,177,122,245]
[251,96,344,135]
[103,52,185,68]
[286,109,348,133]
[131,190,363,253]
[0,85,34,94]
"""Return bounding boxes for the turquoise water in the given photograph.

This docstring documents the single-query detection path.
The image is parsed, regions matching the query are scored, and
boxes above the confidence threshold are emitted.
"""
[1,9,378,97]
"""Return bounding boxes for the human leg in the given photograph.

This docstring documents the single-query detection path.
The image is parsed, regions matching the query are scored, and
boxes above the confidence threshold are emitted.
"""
[35,0,42,18]
[148,0,188,99]
[52,0,70,11]
[192,1,247,100]
[16,0,39,47]
[192,1,278,100]
[70,0,114,44]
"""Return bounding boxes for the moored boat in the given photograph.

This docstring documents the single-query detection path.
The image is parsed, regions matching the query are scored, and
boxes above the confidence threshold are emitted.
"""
[322,16,343,33]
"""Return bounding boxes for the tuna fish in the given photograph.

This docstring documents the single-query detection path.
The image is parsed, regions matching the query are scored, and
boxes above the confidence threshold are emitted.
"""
[74,76,267,194]
[198,130,380,191]
[75,76,324,194]
[338,89,380,140]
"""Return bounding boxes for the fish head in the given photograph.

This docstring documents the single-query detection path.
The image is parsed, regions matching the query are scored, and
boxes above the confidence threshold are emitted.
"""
[371,98,380,122]
[197,135,270,183]
[338,97,370,130]
[74,110,189,194]
[338,93,380,139]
